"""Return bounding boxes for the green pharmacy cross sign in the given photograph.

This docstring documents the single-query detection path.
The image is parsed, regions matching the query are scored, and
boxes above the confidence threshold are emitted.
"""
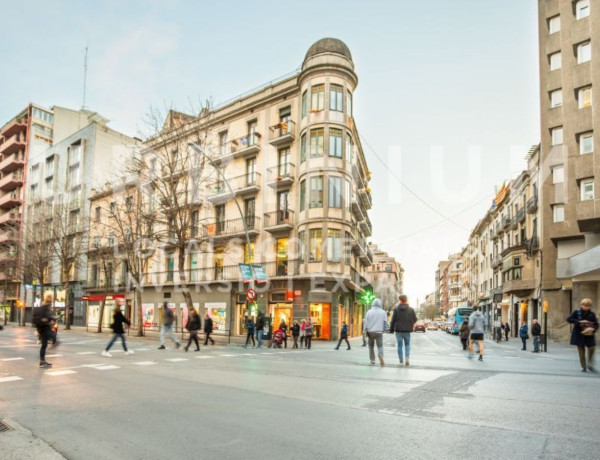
[361,290,375,305]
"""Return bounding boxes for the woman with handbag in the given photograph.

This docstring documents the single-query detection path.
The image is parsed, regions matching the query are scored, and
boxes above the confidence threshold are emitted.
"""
[567,298,598,372]
[184,308,201,352]
[519,321,529,351]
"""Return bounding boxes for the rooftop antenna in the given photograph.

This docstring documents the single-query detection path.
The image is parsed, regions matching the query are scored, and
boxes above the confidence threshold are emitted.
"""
[82,44,88,109]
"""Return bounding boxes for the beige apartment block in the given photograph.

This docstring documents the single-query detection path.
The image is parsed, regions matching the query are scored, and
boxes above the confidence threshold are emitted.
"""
[538,0,600,337]
[366,243,404,310]
[86,38,374,341]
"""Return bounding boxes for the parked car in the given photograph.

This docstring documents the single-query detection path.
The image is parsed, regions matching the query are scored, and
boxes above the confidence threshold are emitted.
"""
[427,322,439,330]
[445,321,453,333]
[414,321,426,333]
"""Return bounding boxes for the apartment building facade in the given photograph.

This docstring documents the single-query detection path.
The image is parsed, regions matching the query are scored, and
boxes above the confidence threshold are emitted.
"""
[85,38,374,341]
[366,243,404,310]
[538,0,600,335]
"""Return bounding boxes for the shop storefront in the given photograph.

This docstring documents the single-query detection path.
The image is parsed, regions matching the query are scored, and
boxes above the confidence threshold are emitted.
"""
[205,302,227,333]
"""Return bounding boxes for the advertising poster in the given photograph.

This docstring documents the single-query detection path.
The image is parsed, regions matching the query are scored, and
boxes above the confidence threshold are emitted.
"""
[142,303,157,328]
[205,302,227,333]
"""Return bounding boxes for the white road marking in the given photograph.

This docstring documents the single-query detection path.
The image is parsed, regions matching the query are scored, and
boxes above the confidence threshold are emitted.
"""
[219,354,238,357]
[46,370,77,376]
[0,376,23,382]
[134,348,151,351]
[94,365,120,370]
[80,364,105,368]
[195,356,214,359]
[45,354,63,358]
[109,350,124,353]
[165,358,188,362]
[1,357,25,361]
[134,361,156,366]
[61,340,102,345]
[77,352,97,355]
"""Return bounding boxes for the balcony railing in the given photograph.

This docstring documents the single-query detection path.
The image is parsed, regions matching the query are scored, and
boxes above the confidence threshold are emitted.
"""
[492,254,503,269]
[527,194,538,214]
[206,172,261,202]
[0,152,25,174]
[264,209,294,230]
[267,163,295,187]
[1,118,27,138]
[0,192,21,210]
[268,120,295,146]
[501,216,511,230]
[359,187,372,210]
[0,211,20,226]
[0,171,24,191]
[203,215,261,239]
[350,266,371,290]
[516,207,526,224]
[0,134,26,156]
[230,133,261,157]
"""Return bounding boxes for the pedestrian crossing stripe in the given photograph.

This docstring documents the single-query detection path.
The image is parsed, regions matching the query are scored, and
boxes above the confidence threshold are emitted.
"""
[219,354,237,357]
[77,352,96,355]
[46,370,77,376]
[165,358,188,362]
[1,357,25,361]
[94,365,120,370]
[45,354,63,358]
[0,376,23,382]
[195,356,214,359]
[134,348,151,351]
[134,362,156,366]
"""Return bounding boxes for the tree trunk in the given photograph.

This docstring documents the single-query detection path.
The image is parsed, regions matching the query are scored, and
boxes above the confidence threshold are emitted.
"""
[63,271,71,330]
[135,288,144,337]
[97,298,106,333]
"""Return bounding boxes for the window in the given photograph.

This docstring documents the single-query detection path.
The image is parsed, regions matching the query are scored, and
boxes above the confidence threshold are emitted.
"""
[549,52,561,70]
[95,206,101,222]
[548,15,561,34]
[580,178,594,201]
[300,179,306,211]
[93,235,100,248]
[344,231,352,264]
[300,133,307,163]
[329,128,343,158]
[215,205,225,234]
[550,89,562,108]
[577,41,591,64]
[68,163,80,187]
[109,201,116,215]
[165,254,175,282]
[327,229,341,262]
[191,210,199,238]
[576,0,590,20]
[219,131,228,156]
[311,84,324,111]
[580,132,594,154]
[244,198,256,227]
[125,195,133,212]
[330,84,343,111]
[552,165,564,184]
[69,143,81,166]
[125,228,132,243]
[278,148,290,176]
[553,204,565,223]
[578,86,592,108]
[246,157,256,185]
[328,176,342,208]
[310,128,324,157]
[309,176,323,208]
[345,179,351,210]
[309,229,322,262]
[347,91,353,116]
[551,126,563,145]
[298,230,306,263]
[301,90,308,118]
[345,134,353,162]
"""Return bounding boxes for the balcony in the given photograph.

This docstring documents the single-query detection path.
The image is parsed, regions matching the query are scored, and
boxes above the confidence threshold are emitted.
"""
[0,152,25,174]
[502,277,536,295]
[0,231,17,244]
[358,187,372,210]
[491,254,503,269]
[0,211,20,226]
[501,216,511,230]
[0,171,24,191]
[267,163,295,188]
[262,259,299,277]
[516,207,526,224]
[557,245,600,279]
[264,209,294,233]
[230,133,261,159]
[359,214,372,237]
[510,216,518,230]
[351,192,365,221]
[268,120,295,146]
[0,134,26,156]
[203,215,261,240]
[0,192,21,210]
[350,266,371,290]
[527,195,538,214]
[206,172,261,204]
[1,118,27,138]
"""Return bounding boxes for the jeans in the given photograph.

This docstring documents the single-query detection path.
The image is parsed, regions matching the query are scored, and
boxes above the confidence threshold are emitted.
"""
[577,346,595,370]
[367,332,383,363]
[161,324,181,346]
[305,336,312,349]
[394,332,411,362]
[186,331,200,350]
[106,333,128,352]
[38,328,54,362]
[533,335,540,352]
[521,337,527,350]
[256,330,264,348]
[336,338,350,349]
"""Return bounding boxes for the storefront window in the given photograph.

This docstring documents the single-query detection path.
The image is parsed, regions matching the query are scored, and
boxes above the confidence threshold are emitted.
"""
[309,229,322,262]
[205,302,227,333]
[309,302,331,340]
[276,238,288,276]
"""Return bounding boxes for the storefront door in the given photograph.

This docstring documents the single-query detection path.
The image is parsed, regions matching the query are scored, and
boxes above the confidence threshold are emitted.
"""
[309,302,331,340]
[272,303,292,331]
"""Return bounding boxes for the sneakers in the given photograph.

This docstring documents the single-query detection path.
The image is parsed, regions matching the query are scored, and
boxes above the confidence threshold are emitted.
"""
[184,346,189,352]
[405,359,410,366]
[478,355,483,361]
[39,361,52,368]
[347,348,351,350]
[125,350,135,355]
[370,361,375,365]
[101,351,112,357]
[175,342,181,349]
[379,355,385,367]
[158,345,166,350]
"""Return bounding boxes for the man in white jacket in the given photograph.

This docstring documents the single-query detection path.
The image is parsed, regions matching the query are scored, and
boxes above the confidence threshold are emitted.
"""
[363,298,389,366]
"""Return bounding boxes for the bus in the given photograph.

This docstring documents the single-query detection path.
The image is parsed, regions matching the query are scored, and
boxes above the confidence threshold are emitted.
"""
[449,306,474,335]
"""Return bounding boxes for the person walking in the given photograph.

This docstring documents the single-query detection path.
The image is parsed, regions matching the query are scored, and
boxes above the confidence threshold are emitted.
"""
[244,316,255,348]
[300,319,306,348]
[504,322,511,341]
[519,321,529,351]
[531,319,542,353]
[304,318,314,349]
[102,299,134,357]
[335,322,351,350]
[291,320,300,349]
[158,303,181,350]
[256,313,265,348]
[363,298,389,366]
[567,298,598,372]
[33,293,58,368]
[184,308,201,352]
[389,295,417,366]
[279,320,288,349]
[468,306,486,361]
[204,314,215,345]
[459,319,469,351]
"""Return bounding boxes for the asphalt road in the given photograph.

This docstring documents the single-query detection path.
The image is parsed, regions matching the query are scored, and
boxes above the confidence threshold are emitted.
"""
[1,325,599,460]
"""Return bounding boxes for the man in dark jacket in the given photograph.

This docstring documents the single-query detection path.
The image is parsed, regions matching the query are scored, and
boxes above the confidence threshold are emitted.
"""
[389,295,417,366]
[256,314,265,348]
[34,293,58,368]
[531,319,542,353]
[158,303,181,350]
[204,313,215,345]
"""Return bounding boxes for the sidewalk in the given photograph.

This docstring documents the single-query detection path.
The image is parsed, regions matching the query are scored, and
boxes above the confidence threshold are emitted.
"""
[1,419,66,460]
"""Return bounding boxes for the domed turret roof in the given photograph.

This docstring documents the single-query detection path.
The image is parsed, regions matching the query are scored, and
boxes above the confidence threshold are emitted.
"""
[304,38,352,62]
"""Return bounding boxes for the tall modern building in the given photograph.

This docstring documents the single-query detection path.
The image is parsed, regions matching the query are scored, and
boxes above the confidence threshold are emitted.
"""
[538,0,599,334]
[86,38,374,341]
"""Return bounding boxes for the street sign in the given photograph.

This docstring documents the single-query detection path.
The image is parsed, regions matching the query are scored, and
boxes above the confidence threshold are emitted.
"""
[238,264,254,283]
[246,289,257,301]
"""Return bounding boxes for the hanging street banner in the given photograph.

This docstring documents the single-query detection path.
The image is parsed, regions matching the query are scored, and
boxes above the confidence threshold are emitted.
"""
[238,264,254,283]
[252,264,268,283]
